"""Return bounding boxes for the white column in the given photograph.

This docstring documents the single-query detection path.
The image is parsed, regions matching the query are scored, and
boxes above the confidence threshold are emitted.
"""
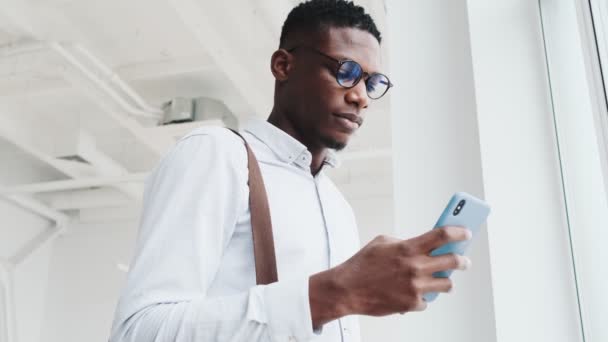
[467,0,583,341]
[372,1,497,341]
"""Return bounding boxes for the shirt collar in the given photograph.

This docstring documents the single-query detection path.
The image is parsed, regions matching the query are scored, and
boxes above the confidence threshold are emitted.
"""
[242,118,340,170]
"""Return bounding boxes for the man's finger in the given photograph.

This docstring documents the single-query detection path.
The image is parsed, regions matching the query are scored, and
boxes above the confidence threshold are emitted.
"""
[406,226,471,254]
[424,253,471,274]
[417,276,455,294]
[411,298,428,312]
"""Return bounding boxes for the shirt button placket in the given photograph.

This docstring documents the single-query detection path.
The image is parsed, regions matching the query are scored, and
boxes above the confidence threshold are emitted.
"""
[314,175,346,342]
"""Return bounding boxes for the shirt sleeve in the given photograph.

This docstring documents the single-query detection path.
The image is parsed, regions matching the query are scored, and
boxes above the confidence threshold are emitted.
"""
[108,130,320,342]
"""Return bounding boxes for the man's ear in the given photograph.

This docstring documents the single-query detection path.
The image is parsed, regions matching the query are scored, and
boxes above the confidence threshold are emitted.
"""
[270,49,293,81]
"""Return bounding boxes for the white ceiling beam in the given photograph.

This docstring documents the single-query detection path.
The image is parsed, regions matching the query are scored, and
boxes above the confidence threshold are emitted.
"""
[0,60,161,192]
[7,225,63,266]
[0,111,98,179]
[0,106,145,203]
[5,195,69,225]
[0,173,148,195]
[39,188,132,211]
[78,204,141,224]
[167,0,275,120]
[76,131,143,201]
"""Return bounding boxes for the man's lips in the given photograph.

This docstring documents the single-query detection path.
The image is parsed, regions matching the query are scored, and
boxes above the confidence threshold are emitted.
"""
[333,112,363,127]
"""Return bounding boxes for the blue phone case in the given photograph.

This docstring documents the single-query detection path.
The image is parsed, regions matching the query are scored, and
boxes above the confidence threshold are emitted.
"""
[422,192,490,302]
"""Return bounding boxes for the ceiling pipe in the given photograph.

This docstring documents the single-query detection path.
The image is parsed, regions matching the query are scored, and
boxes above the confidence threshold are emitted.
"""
[0,40,162,120]
[49,42,160,120]
[0,40,45,57]
[0,40,170,156]
[73,44,162,115]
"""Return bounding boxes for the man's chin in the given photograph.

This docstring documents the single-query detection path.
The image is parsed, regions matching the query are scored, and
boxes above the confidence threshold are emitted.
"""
[320,135,347,151]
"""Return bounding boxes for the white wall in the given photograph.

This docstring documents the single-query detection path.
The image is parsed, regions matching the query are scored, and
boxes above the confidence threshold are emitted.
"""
[40,220,137,342]
[0,198,54,342]
[14,243,53,342]
[0,272,6,342]
[1,199,50,260]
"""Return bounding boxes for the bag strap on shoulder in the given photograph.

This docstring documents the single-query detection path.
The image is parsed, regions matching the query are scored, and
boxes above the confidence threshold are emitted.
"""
[229,129,278,285]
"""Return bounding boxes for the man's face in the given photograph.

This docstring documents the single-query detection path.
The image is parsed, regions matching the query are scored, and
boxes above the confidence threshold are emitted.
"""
[283,27,383,151]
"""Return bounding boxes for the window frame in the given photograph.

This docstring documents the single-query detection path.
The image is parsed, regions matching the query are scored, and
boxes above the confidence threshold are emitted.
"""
[539,0,608,341]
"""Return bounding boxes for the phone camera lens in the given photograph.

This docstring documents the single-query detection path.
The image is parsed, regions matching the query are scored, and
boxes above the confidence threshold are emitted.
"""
[453,199,466,216]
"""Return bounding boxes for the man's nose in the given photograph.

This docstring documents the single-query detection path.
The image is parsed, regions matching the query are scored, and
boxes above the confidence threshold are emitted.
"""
[345,80,370,110]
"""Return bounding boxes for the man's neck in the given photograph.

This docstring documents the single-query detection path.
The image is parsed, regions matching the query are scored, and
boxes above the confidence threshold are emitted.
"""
[267,110,328,176]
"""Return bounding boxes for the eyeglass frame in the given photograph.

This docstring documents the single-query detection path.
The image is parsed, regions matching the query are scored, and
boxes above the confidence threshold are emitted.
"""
[285,46,394,99]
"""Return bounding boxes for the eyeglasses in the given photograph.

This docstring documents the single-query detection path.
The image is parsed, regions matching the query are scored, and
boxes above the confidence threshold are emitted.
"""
[286,46,393,100]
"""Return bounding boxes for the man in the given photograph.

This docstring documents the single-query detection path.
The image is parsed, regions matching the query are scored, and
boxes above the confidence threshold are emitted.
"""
[109,1,471,341]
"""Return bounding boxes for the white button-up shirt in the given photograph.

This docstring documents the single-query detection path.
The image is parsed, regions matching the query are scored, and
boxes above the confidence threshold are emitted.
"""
[109,119,361,342]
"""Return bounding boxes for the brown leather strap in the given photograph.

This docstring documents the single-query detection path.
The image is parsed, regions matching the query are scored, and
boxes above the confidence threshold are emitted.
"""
[229,129,278,285]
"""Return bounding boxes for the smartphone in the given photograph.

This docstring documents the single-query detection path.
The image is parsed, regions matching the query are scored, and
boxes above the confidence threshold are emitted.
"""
[422,192,491,302]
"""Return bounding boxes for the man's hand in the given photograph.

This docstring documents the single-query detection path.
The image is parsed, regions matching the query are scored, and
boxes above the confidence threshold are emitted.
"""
[309,226,472,329]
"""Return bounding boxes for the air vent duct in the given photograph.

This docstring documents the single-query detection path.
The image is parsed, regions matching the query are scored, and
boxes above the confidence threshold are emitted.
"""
[161,97,237,128]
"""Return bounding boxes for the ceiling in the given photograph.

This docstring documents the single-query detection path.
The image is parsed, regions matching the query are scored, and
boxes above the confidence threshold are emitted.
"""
[0,0,393,227]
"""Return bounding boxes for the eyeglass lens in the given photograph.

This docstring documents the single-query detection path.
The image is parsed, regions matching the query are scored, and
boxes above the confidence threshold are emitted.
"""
[337,60,390,99]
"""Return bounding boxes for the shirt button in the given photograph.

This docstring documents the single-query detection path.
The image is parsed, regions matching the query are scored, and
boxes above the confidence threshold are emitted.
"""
[288,336,297,341]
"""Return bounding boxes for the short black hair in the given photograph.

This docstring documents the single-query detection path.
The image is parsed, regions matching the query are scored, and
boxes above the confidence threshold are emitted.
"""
[279,0,382,48]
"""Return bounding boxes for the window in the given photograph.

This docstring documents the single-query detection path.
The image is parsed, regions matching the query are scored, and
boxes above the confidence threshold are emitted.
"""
[539,0,608,341]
